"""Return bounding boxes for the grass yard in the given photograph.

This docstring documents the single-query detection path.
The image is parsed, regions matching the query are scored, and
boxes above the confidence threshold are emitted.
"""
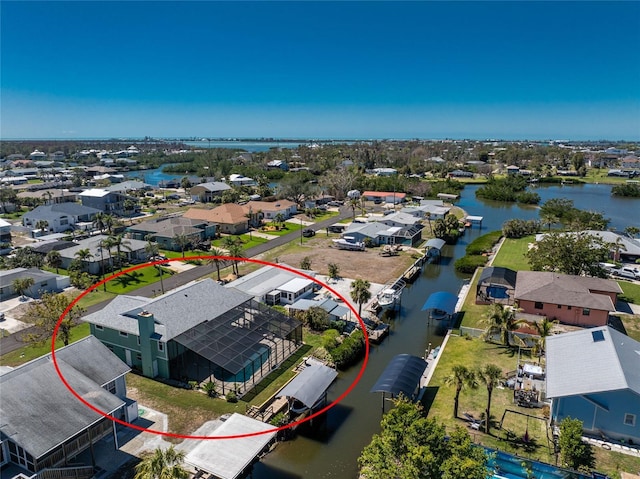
[424,334,640,478]
[105,265,173,294]
[161,249,210,259]
[0,322,90,366]
[260,221,304,236]
[618,280,640,305]
[458,269,491,329]
[75,289,116,308]
[491,235,534,272]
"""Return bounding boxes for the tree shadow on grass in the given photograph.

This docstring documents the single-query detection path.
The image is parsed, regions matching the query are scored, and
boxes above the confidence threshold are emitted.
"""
[112,271,145,289]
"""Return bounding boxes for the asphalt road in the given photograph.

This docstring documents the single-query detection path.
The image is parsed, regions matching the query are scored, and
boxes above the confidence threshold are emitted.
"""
[0,207,353,356]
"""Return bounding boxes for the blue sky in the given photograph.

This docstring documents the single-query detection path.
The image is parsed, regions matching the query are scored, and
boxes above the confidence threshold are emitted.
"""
[2,1,639,140]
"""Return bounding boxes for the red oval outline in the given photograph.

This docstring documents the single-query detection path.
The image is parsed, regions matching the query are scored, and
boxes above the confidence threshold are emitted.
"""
[52,256,370,440]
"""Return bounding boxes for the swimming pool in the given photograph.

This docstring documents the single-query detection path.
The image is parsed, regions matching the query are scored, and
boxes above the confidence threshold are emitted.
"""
[487,448,592,479]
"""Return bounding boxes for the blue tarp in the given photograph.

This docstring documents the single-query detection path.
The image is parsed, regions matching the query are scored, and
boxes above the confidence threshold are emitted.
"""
[370,354,427,397]
[421,291,458,315]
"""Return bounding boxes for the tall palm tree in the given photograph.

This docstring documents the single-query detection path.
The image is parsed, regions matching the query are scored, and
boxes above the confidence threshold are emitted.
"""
[12,277,35,300]
[327,263,340,283]
[45,250,62,273]
[92,212,106,234]
[133,446,188,479]
[35,220,49,234]
[350,278,372,318]
[74,248,94,273]
[274,212,285,229]
[227,242,245,276]
[103,214,115,235]
[482,304,521,347]
[425,211,432,235]
[531,317,557,363]
[444,365,478,419]
[349,197,359,219]
[208,247,225,281]
[144,238,165,294]
[477,364,503,434]
[109,234,132,270]
[172,233,191,258]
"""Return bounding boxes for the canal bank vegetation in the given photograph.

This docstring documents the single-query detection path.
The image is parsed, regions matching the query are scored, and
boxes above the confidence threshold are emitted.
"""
[475,176,541,205]
[612,182,640,197]
[454,231,503,273]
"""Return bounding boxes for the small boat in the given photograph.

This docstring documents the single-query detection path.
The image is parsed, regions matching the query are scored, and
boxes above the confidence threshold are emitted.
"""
[377,288,400,310]
[429,308,450,320]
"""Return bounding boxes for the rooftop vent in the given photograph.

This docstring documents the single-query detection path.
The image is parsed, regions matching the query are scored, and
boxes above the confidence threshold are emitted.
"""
[592,330,605,342]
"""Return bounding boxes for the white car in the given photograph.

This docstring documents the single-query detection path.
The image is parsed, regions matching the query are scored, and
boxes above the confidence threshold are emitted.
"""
[613,267,640,280]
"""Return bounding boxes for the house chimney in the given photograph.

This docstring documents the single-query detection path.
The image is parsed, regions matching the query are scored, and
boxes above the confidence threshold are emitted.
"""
[137,310,156,378]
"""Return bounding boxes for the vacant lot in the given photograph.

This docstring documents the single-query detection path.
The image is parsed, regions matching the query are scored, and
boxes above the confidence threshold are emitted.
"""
[260,235,418,284]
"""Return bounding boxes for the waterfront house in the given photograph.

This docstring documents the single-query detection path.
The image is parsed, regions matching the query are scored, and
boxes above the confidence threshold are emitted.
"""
[448,169,474,178]
[0,336,133,474]
[377,212,423,229]
[288,297,351,322]
[514,271,621,327]
[83,279,302,392]
[362,191,407,204]
[127,216,216,251]
[0,267,70,300]
[57,235,149,275]
[401,203,451,220]
[546,326,640,444]
[184,204,249,234]
[227,264,317,306]
[248,199,297,221]
[227,174,257,187]
[22,203,101,234]
[190,181,232,202]
[79,189,132,216]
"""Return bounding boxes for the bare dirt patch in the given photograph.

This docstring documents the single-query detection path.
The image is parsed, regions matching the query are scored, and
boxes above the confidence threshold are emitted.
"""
[261,236,418,284]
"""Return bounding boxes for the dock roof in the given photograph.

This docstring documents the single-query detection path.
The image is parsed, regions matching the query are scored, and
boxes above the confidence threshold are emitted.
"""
[277,359,338,408]
[421,291,458,315]
[370,354,427,397]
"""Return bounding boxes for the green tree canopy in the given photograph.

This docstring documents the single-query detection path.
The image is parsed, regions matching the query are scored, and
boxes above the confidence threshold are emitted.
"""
[134,445,188,479]
[23,292,85,346]
[350,278,372,317]
[558,417,595,472]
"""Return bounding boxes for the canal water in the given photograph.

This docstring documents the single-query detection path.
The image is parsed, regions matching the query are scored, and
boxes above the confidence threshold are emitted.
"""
[253,183,637,479]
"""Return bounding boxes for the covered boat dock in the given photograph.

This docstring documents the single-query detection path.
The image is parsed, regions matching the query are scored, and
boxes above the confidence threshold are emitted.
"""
[424,238,446,258]
[370,354,428,412]
[185,413,277,479]
[421,291,458,321]
[276,358,338,414]
[465,215,484,228]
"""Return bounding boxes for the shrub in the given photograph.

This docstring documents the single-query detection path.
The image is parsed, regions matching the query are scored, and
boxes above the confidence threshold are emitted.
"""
[330,330,365,369]
[465,231,503,255]
[225,391,238,403]
[202,380,217,397]
[454,255,488,273]
[502,219,540,238]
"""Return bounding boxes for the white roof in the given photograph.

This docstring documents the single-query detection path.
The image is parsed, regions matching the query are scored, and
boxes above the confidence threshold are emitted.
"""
[546,326,640,399]
[278,277,314,293]
[185,413,276,479]
[79,188,111,198]
[0,218,10,228]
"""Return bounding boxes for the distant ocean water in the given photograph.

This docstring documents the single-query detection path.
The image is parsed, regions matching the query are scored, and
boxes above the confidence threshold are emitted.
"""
[183,140,304,152]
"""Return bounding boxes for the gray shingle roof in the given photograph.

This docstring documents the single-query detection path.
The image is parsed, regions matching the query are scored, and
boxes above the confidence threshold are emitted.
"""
[23,203,102,222]
[0,267,60,287]
[128,217,210,238]
[546,326,640,398]
[514,271,621,311]
[58,235,148,260]
[192,181,231,192]
[0,336,127,459]
[84,279,252,340]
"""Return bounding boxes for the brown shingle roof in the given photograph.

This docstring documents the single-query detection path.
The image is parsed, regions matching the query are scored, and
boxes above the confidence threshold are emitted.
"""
[514,271,621,311]
[184,204,249,225]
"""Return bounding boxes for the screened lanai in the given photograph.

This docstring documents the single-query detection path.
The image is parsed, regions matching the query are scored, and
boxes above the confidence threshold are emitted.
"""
[168,299,302,396]
[476,266,517,305]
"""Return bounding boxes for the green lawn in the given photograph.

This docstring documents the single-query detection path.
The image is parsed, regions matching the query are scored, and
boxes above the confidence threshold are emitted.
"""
[259,221,305,236]
[491,236,534,272]
[582,169,631,185]
[0,207,28,220]
[458,269,491,329]
[618,280,640,304]
[424,335,640,478]
[0,323,91,367]
[160,249,210,259]
[105,265,174,294]
[75,289,116,308]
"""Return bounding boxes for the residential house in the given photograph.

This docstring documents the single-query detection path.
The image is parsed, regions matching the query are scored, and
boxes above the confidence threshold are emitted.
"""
[266,159,289,171]
[0,336,134,474]
[546,326,640,444]
[190,181,232,202]
[514,271,622,327]
[362,191,407,204]
[184,204,249,234]
[49,151,66,161]
[341,222,390,246]
[58,235,149,275]
[127,216,217,251]
[401,203,450,220]
[249,199,297,221]
[506,165,520,175]
[17,188,78,205]
[28,149,47,160]
[288,297,351,322]
[0,218,11,243]
[83,279,302,393]
[536,230,640,262]
[0,268,70,300]
[377,212,423,229]
[227,174,256,187]
[341,221,422,247]
[620,156,640,170]
[372,167,398,176]
[93,173,125,184]
[448,169,474,178]
[226,264,317,306]
[22,203,102,233]
[79,189,135,216]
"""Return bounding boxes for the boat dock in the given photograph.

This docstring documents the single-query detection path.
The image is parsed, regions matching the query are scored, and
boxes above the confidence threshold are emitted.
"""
[362,317,390,344]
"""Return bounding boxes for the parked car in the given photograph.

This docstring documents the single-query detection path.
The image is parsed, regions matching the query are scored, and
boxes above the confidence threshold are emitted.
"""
[302,229,316,237]
[612,267,640,280]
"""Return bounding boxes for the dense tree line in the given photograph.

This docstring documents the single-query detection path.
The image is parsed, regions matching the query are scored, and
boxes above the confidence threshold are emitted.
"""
[475,176,540,204]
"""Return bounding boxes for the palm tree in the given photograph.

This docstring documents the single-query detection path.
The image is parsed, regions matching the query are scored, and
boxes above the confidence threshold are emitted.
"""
[274,212,285,230]
[12,277,35,300]
[110,234,132,270]
[227,242,245,276]
[144,238,165,294]
[92,212,106,233]
[35,220,49,234]
[133,446,188,479]
[349,197,359,219]
[531,317,557,363]
[444,365,478,419]
[103,214,115,234]
[350,278,371,318]
[45,250,62,273]
[425,211,432,235]
[74,248,94,273]
[477,364,503,434]
[208,247,225,281]
[482,304,521,347]
[172,233,191,258]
